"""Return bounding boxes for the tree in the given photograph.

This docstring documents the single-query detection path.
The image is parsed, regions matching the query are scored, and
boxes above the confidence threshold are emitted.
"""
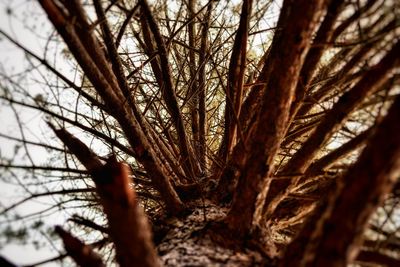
[0,0,400,266]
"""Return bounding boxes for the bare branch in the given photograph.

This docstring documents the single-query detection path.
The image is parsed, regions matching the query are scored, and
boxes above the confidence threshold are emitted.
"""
[55,226,105,267]
[221,0,329,238]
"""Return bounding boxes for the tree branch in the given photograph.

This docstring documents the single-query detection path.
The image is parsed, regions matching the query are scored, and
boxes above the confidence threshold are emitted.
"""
[139,0,199,179]
[55,226,105,267]
[221,0,328,239]
[283,93,400,266]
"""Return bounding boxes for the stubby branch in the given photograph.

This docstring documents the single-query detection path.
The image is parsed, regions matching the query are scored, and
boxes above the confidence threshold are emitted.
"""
[96,158,161,267]
[55,226,105,267]
[49,125,161,267]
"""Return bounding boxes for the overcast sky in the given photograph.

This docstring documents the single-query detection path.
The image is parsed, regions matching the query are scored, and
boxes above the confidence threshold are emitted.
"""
[0,1,65,266]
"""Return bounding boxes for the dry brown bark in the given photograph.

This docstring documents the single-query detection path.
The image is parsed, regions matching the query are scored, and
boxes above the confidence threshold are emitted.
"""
[295,17,397,120]
[38,0,184,214]
[213,53,270,200]
[214,0,325,202]
[61,0,121,96]
[55,226,105,267]
[356,250,400,267]
[4,0,399,266]
[288,0,345,122]
[262,40,400,220]
[219,0,252,163]
[93,1,182,182]
[304,127,374,176]
[215,0,347,200]
[221,0,329,239]
[49,125,161,267]
[95,159,161,267]
[281,94,400,266]
[187,0,201,166]
[197,1,213,171]
[139,0,199,179]
[284,41,400,175]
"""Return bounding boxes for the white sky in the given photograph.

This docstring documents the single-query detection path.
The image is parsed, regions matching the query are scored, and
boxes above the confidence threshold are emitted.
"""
[0,0,66,266]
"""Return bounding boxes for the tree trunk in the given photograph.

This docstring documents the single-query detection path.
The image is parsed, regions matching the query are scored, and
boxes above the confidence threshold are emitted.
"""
[1,0,399,266]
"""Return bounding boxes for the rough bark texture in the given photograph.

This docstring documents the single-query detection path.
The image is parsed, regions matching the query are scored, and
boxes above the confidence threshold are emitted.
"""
[157,202,271,266]
[39,0,185,214]
[2,0,400,266]
[282,94,400,266]
[262,40,400,220]
[222,0,328,239]
[220,0,252,163]
[49,126,160,267]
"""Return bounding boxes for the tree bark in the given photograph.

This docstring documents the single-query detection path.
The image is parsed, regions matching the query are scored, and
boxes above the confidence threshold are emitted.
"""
[222,0,328,239]
[282,94,400,266]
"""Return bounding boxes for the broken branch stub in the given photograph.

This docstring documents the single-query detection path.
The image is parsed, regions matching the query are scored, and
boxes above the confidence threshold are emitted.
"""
[49,124,160,266]
[55,226,105,267]
[95,158,161,267]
